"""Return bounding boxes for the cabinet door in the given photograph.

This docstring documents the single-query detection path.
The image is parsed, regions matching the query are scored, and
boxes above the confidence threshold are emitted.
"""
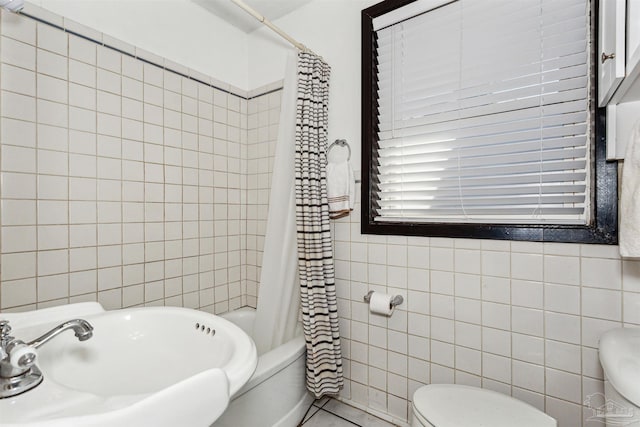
[628,0,640,74]
[599,0,626,106]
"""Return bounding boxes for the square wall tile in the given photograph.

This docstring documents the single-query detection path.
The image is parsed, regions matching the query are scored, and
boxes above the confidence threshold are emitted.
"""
[511,253,542,281]
[1,37,36,70]
[581,257,622,289]
[582,287,621,321]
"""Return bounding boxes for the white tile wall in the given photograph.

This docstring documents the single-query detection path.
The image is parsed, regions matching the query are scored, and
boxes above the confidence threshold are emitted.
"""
[0,9,254,314]
[332,200,633,427]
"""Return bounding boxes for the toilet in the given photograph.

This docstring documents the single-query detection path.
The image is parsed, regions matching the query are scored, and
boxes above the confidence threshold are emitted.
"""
[411,384,557,427]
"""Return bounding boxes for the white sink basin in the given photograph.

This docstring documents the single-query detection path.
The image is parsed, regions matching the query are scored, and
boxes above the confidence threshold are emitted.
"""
[0,303,257,427]
[599,327,640,406]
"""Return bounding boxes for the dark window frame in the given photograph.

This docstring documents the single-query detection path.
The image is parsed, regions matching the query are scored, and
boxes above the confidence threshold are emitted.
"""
[361,0,618,244]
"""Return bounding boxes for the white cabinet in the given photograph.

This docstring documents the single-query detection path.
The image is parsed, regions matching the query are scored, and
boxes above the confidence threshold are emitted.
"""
[602,0,640,159]
[626,0,640,84]
[598,0,625,107]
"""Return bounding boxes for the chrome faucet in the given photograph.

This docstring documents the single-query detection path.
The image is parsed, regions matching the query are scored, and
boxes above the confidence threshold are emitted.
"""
[0,318,94,398]
[26,319,94,349]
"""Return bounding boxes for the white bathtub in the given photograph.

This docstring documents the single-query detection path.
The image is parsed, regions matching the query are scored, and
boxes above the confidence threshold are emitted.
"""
[212,307,313,427]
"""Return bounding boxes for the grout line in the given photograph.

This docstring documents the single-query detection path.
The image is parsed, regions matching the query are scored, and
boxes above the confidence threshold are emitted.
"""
[315,407,362,427]
[298,399,321,426]
[318,397,332,409]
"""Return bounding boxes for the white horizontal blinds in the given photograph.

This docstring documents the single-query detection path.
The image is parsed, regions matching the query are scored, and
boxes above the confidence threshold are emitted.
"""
[374,0,591,224]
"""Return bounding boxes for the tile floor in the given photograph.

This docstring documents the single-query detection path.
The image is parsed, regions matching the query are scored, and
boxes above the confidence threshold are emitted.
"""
[299,398,400,427]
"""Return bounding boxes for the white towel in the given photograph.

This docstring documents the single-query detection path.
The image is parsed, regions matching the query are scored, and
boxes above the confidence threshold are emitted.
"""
[620,119,640,257]
[327,160,355,219]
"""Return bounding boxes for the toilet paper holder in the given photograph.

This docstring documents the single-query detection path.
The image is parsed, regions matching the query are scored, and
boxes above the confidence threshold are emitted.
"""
[364,290,403,307]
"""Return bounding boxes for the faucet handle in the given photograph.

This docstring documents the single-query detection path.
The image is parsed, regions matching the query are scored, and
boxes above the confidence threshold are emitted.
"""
[9,343,37,369]
[0,320,11,340]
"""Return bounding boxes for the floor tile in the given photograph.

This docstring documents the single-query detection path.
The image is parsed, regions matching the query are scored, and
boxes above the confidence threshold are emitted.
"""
[301,404,322,424]
[321,399,398,427]
[302,409,359,427]
[313,396,330,408]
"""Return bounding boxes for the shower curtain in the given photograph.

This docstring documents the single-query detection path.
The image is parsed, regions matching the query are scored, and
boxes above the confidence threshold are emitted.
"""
[295,52,343,398]
[252,51,301,356]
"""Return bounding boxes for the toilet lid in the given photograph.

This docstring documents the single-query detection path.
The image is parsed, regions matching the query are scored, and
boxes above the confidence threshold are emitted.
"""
[413,384,556,427]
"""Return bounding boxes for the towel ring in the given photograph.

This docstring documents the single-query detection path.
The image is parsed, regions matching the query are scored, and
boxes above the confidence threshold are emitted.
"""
[328,139,351,161]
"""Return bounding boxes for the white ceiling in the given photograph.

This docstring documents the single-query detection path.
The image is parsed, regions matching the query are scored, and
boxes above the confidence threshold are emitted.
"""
[193,0,313,33]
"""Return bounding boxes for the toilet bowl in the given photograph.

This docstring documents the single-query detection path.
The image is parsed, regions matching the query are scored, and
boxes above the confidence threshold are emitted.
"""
[411,384,557,427]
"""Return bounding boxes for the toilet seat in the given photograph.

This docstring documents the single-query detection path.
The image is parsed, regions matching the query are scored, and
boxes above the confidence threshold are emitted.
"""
[412,384,556,427]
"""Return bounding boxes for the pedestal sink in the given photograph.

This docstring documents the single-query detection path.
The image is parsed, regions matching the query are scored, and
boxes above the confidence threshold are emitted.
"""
[0,302,257,427]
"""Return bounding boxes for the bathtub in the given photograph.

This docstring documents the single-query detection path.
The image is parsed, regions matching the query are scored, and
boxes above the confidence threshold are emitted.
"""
[212,307,313,427]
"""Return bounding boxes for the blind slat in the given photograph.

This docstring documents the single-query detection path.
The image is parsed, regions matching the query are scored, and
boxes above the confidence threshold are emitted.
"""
[379,99,587,139]
[377,159,587,183]
[381,64,588,112]
[378,147,587,175]
[379,134,587,167]
[380,184,586,200]
[376,194,585,209]
[383,75,588,123]
[379,169,585,185]
[379,88,589,136]
[379,123,588,152]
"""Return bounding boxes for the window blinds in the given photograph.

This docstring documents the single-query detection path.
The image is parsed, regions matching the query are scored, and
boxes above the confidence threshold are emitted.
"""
[372,0,591,224]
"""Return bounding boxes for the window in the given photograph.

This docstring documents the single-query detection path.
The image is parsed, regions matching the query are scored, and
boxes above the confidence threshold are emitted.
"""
[361,0,618,243]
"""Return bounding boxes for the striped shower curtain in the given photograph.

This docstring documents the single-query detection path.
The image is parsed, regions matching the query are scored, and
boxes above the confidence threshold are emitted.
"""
[295,51,344,398]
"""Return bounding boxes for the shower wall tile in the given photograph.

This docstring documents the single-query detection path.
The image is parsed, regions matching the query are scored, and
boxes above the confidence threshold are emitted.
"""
[0,9,251,314]
[244,89,281,308]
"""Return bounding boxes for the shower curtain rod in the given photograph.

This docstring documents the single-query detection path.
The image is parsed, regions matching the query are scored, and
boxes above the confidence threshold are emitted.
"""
[230,0,317,56]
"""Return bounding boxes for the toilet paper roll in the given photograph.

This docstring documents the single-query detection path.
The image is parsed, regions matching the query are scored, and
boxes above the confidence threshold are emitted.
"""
[369,292,395,316]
